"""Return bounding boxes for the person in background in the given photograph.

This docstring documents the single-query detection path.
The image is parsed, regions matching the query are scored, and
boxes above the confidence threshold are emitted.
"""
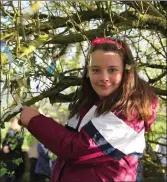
[2,118,24,182]
[136,161,144,182]
[27,138,39,182]
[156,135,167,181]
[19,37,158,182]
[35,142,52,182]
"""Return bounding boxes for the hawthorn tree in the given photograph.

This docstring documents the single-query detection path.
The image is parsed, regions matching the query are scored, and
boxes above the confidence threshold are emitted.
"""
[0,1,167,181]
[1,1,166,122]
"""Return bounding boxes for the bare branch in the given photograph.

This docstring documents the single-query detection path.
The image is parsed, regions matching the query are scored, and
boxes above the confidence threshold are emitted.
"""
[1,76,82,123]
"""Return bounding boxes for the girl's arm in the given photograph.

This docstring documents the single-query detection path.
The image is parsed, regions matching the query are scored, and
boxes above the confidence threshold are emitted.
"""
[27,112,150,162]
[27,114,102,162]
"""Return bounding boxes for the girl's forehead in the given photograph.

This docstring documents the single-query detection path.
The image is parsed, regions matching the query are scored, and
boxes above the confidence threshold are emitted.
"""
[89,50,123,65]
[91,50,121,59]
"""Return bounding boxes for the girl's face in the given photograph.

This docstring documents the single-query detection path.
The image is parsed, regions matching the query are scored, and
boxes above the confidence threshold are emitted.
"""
[88,50,124,99]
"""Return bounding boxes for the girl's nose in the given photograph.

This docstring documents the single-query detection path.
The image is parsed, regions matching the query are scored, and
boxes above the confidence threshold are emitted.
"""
[100,72,109,82]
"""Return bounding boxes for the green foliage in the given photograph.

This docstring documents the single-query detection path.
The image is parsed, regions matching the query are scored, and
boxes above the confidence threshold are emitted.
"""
[149,114,166,137]
[0,162,7,177]
[12,157,23,166]
[0,161,16,178]
[143,114,166,181]
[18,34,51,58]
[147,114,166,147]
[22,131,37,149]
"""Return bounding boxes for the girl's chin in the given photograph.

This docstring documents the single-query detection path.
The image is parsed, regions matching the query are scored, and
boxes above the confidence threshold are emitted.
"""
[98,92,112,98]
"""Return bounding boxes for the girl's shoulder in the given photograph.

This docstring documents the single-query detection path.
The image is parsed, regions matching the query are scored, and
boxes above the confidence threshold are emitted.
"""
[112,110,145,133]
[112,96,159,133]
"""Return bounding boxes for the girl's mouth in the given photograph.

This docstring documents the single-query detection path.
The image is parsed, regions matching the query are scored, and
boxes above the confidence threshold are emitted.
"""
[99,84,111,88]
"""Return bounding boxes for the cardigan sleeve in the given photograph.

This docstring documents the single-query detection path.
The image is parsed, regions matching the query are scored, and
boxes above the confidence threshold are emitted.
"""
[27,114,105,162]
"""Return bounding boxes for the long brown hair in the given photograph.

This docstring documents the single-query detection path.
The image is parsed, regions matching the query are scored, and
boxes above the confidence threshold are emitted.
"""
[69,37,158,124]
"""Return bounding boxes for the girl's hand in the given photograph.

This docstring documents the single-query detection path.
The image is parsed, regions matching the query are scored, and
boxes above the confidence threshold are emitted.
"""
[19,106,40,127]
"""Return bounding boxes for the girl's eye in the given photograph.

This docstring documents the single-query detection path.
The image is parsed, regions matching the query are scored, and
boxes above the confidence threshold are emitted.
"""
[109,68,117,72]
[92,68,100,73]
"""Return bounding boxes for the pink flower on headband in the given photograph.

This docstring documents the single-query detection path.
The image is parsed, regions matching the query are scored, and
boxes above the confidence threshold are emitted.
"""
[91,37,123,50]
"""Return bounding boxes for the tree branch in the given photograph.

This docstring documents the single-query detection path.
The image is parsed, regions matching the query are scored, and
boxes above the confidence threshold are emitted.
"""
[49,92,75,104]
[1,76,81,123]
[148,139,167,147]
[123,1,164,17]
[149,71,167,84]
[152,87,167,96]
[138,63,167,69]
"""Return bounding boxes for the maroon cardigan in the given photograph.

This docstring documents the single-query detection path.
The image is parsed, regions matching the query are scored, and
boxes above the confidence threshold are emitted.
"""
[27,100,157,182]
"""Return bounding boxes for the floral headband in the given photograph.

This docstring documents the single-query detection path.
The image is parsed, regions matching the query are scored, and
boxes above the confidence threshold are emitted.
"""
[91,37,123,50]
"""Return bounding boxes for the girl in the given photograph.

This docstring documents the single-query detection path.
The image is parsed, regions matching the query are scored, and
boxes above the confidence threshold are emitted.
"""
[19,37,158,182]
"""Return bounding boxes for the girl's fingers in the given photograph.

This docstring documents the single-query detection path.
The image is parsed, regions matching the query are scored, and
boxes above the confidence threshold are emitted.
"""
[18,119,23,126]
[21,106,27,110]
